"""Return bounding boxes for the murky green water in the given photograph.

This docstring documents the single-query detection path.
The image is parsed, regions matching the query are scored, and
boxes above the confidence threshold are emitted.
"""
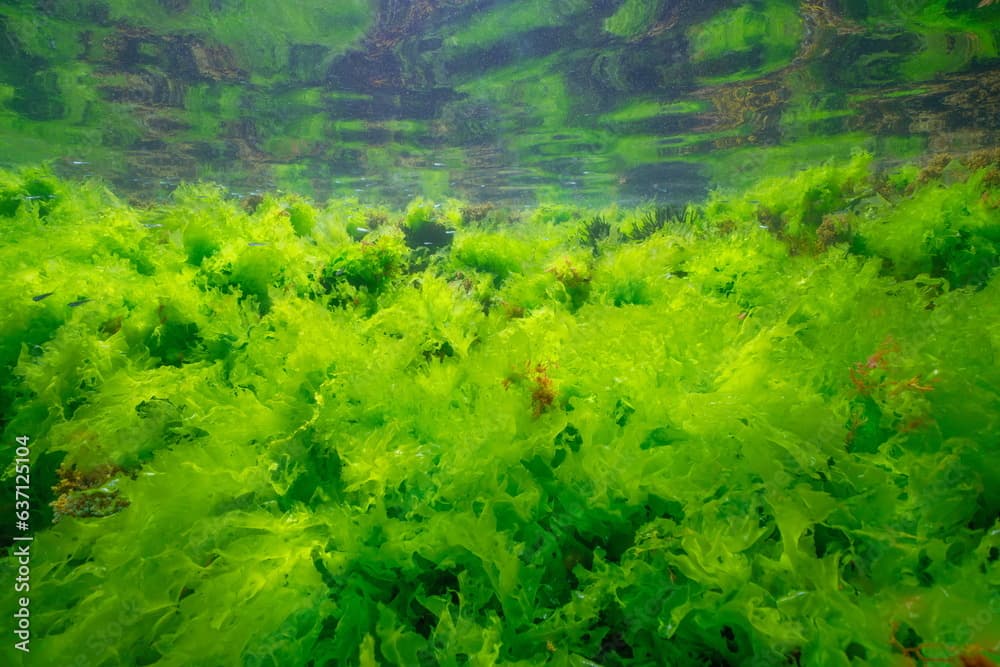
[1,0,997,205]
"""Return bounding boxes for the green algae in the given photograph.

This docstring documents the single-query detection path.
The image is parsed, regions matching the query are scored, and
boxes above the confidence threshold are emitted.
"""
[443,0,591,55]
[599,100,708,125]
[2,153,999,665]
[604,0,663,39]
[687,0,803,82]
[98,0,371,77]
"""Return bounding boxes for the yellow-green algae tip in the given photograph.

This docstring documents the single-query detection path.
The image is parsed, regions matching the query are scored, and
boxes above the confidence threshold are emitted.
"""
[1,151,999,666]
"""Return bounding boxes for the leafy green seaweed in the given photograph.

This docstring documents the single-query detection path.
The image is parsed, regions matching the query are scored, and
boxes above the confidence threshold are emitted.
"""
[2,153,999,666]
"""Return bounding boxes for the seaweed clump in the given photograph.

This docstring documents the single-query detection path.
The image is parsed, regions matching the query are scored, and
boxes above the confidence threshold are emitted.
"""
[0,157,998,666]
[51,463,132,523]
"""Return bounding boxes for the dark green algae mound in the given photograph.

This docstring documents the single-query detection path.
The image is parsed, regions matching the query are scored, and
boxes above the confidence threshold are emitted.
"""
[1,153,999,666]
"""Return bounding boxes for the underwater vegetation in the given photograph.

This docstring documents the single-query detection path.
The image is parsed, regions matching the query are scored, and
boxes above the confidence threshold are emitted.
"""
[1,151,1000,666]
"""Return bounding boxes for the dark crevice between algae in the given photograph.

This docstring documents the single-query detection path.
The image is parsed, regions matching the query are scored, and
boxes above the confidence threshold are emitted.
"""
[1,149,999,665]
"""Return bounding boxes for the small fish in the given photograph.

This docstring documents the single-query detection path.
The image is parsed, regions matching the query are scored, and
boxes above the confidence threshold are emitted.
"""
[143,223,164,229]
[247,242,268,247]
[354,227,370,234]
[68,298,92,307]
[32,292,55,302]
